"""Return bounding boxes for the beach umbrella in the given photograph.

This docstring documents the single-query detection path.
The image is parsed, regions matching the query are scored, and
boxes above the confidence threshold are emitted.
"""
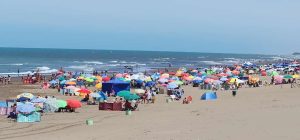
[17,93,34,99]
[161,73,170,78]
[284,75,293,79]
[117,91,132,97]
[58,76,65,81]
[44,98,59,112]
[96,76,102,82]
[134,89,145,94]
[124,94,140,101]
[77,89,91,94]
[220,77,228,81]
[102,77,110,82]
[115,73,123,78]
[16,103,35,113]
[293,74,300,79]
[85,78,94,83]
[175,80,184,85]
[204,78,214,84]
[145,81,156,87]
[66,100,82,108]
[60,80,67,85]
[31,97,46,103]
[193,77,203,81]
[271,71,279,76]
[158,78,168,83]
[65,85,77,90]
[66,81,76,85]
[229,78,239,83]
[90,92,101,98]
[17,97,30,102]
[167,82,178,89]
[95,83,102,89]
[69,78,77,81]
[56,100,67,108]
[49,80,57,84]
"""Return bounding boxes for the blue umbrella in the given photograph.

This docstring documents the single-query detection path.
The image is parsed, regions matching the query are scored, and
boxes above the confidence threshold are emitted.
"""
[17,103,36,113]
[60,80,66,85]
[167,82,178,89]
[17,97,30,102]
[220,77,228,81]
[31,97,46,103]
[193,80,202,84]
[145,81,156,87]
[49,80,57,84]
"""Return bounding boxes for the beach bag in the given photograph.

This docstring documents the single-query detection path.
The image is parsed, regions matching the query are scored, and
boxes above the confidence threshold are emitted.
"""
[17,112,41,123]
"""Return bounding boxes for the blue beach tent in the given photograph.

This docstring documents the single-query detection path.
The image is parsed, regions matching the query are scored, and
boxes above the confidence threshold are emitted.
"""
[102,79,130,94]
[201,92,217,100]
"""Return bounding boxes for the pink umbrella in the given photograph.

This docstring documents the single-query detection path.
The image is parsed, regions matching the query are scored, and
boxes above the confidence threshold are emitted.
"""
[115,73,123,78]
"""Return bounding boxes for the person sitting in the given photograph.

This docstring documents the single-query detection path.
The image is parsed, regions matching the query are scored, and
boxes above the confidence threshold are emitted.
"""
[182,98,188,104]
[187,96,193,104]
[124,100,134,111]
[7,103,17,119]
[81,94,89,102]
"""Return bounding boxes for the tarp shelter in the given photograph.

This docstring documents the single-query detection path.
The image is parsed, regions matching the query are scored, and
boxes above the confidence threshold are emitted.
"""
[201,92,217,100]
[102,79,130,94]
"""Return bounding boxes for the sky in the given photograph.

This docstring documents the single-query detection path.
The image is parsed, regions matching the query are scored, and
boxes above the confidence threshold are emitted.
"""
[0,0,299,54]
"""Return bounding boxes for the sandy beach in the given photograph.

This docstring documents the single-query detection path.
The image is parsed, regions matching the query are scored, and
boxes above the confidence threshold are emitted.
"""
[1,78,300,140]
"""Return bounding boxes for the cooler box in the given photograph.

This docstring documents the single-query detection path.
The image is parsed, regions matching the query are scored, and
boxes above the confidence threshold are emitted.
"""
[17,112,41,123]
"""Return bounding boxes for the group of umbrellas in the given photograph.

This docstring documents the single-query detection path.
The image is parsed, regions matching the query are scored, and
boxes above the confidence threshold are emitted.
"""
[15,93,82,114]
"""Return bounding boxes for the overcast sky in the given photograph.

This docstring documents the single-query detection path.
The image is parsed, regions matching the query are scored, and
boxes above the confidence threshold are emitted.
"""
[0,0,299,54]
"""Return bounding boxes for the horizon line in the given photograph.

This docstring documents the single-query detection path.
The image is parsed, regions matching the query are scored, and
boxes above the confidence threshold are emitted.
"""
[0,46,279,56]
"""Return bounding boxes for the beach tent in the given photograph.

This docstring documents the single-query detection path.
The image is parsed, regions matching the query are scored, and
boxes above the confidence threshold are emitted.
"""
[201,92,217,100]
[102,79,130,94]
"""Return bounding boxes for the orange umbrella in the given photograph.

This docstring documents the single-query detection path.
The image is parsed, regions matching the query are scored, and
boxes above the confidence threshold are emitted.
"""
[66,81,76,85]
[77,89,91,94]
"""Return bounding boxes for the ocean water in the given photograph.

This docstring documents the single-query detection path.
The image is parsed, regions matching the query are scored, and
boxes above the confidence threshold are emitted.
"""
[0,47,291,75]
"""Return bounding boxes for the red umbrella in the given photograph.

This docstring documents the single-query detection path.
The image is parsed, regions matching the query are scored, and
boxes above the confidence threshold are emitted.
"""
[66,99,82,108]
[168,72,176,75]
[102,77,110,82]
[77,88,91,94]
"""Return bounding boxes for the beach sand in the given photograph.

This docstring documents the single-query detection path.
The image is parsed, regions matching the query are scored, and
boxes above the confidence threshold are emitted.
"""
[1,78,300,140]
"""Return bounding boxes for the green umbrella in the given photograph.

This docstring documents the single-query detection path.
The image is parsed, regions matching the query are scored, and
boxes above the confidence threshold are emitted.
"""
[271,71,279,76]
[56,100,67,108]
[175,80,184,85]
[85,78,94,82]
[58,76,65,81]
[124,94,140,100]
[117,91,131,97]
[284,75,293,79]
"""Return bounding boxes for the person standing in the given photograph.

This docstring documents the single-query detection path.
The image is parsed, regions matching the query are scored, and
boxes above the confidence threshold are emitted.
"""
[4,76,7,85]
[291,78,296,88]
[7,75,11,84]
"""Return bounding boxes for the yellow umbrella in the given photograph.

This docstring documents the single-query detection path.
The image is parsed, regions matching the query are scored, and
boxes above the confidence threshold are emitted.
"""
[293,74,300,79]
[96,76,102,82]
[229,78,238,83]
[95,83,102,89]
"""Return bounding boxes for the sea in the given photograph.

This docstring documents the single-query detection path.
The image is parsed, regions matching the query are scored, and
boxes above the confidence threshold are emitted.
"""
[0,47,295,76]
